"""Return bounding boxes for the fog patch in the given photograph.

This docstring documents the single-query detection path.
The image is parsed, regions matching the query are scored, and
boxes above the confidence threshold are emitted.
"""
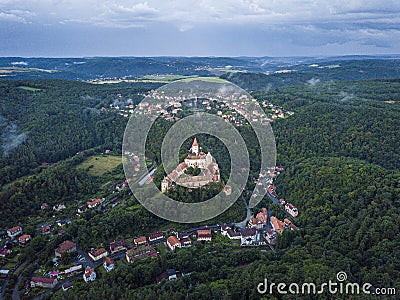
[339,91,355,102]
[0,116,27,157]
[307,77,320,87]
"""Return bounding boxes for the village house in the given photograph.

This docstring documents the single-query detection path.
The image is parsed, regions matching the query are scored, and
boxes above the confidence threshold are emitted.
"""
[220,224,231,236]
[284,219,299,231]
[167,236,181,251]
[53,204,66,212]
[133,236,147,246]
[109,240,127,254]
[77,205,87,214]
[64,265,83,277]
[30,277,57,288]
[55,240,77,257]
[103,257,115,272]
[197,230,212,242]
[83,266,96,282]
[240,228,257,245]
[7,225,22,238]
[167,269,177,280]
[180,237,192,248]
[87,198,103,209]
[148,232,165,245]
[227,229,241,240]
[41,223,52,235]
[270,216,285,234]
[88,248,108,261]
[285,203,298,217]
[0,249,12,257]
[264,229,277,245]
[18,234,31,244]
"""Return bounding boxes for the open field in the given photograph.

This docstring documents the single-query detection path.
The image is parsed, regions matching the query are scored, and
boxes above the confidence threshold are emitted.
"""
[76,155,122,176]
[18,86,42,92]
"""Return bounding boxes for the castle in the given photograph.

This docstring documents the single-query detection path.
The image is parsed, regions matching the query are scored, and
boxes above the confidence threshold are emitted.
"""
[161,138,220,193]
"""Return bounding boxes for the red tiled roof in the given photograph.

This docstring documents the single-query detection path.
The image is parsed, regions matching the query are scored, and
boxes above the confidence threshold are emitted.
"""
[90,248,107,257]
[167,236,180,246]
[149,232,163,240]
[19,234,31,243]
[56,240,76,253]
[134,236,147,244]
[31,277,56,284]
[192,137,198,146]
[104,256,114,266]
[8,226,21,234]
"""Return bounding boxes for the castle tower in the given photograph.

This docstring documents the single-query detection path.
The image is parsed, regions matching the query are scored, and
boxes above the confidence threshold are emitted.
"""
[191,137,199,155]
[161,178,169,193]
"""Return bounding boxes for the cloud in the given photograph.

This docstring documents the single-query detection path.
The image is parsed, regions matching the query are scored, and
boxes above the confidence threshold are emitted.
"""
[0,0,400,55]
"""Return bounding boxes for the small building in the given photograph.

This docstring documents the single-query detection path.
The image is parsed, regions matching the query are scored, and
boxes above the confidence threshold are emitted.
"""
[7,225,22,238]
[41,224,52,235]
[55,240,77,257]
[87,199,103,209]
[133,236,147,246]
[109,240,127,254]
[53,204,66,212]
[227,229,241,240]
[148,232,164,244]
[240,228,257,245]
[77,205,88,214]
[30,277,57,288]
[88,248,108,261]
[270,216,285,234]
[220,224,231,236]
[180,237,192,248]
[103,257,115,272]
[167,236,181,251]
[0,269,10,278]
[41,203,48,210]
[167,269,177,280]
[197,230,212,242]
[264,229,277,245]
[83,266,96,282]
[18,234,31,244]
[0,249,12,257]
[285,203,298,217]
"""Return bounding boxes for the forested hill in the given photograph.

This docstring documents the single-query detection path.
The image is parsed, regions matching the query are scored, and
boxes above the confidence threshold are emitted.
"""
[0,80,159,185]
[221,59,400,90]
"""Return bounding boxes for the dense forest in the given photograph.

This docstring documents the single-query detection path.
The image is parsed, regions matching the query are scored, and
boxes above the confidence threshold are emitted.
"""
[0,74,399,299]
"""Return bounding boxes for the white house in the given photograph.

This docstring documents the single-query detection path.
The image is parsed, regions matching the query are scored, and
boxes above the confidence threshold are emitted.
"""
[83,266,96,282]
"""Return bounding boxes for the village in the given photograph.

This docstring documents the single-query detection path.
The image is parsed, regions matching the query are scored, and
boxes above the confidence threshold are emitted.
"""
[0,161,299,298]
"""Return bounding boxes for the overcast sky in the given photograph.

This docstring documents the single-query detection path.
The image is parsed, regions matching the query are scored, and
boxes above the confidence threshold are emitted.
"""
[0,0,399,57]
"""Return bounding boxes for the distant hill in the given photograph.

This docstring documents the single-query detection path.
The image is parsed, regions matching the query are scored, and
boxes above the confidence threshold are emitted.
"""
[1,56,399,81]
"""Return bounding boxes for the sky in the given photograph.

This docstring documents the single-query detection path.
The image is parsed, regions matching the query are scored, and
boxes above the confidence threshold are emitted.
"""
[0,0,399,57]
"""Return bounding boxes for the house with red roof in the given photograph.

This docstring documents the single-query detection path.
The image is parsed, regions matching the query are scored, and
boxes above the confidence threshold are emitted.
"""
[197,230,212,242]
[133,236,147,246]
[103,257,115,272]
[88,248,108,261]
[167,236,181,251]
[7,225,22,238]
[18,234,31,244]
[109,240,127,254]
[83,266,96,282]
[270,216,285,234]
[55,240,77,257]
[30,277,57,288]
[87,199,103,209]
